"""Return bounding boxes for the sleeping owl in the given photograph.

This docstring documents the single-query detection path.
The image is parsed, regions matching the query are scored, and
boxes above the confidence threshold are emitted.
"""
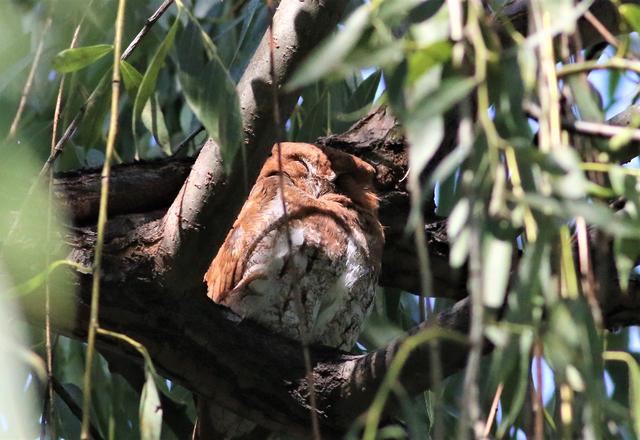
[204,142,383,350]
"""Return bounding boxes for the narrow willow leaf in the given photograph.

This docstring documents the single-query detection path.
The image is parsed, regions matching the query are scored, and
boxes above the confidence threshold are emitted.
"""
[52,44,113,73]
[447,198,470,239]
[407,115,444,184]
[176,20,243,170]
[549,147,587,199]
[120,60,143,95]
[406,41,452,86]
[377,0,425,20]
[287,5,371,90]
[497,330,534,437]
[133,13,180,144]
[141,94,171,154]
[614,236,640,292]
[4,260,89,298]
[566,75,602,122]
[406,77,475,177]
[449,227,470,268]
[338,70,382,120]
[482,233,513,308]
[524,193,640,238]
[604,351,640,437]
[524,0,592,48]
[139,369,162,440]
[620,4,640,33]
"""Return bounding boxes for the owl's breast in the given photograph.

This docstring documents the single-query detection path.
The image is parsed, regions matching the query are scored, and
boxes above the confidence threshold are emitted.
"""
[221,200,379,349]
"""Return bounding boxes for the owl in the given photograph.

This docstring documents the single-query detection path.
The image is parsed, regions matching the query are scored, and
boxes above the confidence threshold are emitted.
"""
[204,142,384,350]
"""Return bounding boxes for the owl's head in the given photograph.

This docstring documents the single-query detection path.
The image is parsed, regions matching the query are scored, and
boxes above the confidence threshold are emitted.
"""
[259,142,379,213]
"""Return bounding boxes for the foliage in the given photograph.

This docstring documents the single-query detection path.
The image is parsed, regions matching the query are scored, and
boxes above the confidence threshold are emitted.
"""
[2,0,640,438]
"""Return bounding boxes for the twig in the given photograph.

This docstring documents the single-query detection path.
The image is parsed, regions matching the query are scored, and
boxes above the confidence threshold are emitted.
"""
[533,343,544,440]
[172,124,204,156]
[460,3,491,438]
[52,377,104,440]
[96,328,157,372]
[121,0,174,60]
[265,0,320,438]
[483,383,503,438]
[5,16,52,142]
[39,76,109,178]
[556,57,640,78]
[43,23,82,440]
[524,102,640,143]
[575,217,603,326]
[583,10,619,50]
[80,1,126,438]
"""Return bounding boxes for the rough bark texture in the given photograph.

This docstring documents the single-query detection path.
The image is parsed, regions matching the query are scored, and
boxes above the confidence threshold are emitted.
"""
[19,0,640,437]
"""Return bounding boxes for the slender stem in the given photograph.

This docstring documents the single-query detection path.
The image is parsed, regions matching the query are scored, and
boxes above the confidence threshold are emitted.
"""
[96,328,156,373]
[581,162,640,176]
[460,2,491,437]
[52,377,104,440]
[575,217,603,327]
[6,16,52,142]
[525,101,640,143]
[121,0,174,60]
[556,57,640,78]
[533,343,544,440]
[43,23,82,440]
[172,124,204,156]
[583,10,620,50]
[80,1,126,438]
[483,383,504,438]
[266,1,320,438]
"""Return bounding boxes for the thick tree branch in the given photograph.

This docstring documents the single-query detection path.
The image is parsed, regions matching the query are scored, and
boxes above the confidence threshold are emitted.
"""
[25,273,473,437]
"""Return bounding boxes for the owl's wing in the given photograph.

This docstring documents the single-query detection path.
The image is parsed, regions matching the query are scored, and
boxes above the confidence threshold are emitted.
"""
[204,178,281,303]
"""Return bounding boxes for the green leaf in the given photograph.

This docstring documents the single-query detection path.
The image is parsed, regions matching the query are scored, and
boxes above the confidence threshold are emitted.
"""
[133,12,180,151]
[4,260,89,298]
[604,351,640,437]
[342,70,382,116]
[620,4,640,33]
[407,116,443,185]
[139,368,162,440]
[406,77,475,179]
[120,60,143,95]
[141,94,171,154]
[524,193,640,238]
[176,20,243,170]
[548,147,587,199]
[496,330,534,437]
[482,232,513,308]
[448,199,470,239]
[406,41,452,86]
[614,236,640,292]
[287,4,371,90]
[52,44,113,73]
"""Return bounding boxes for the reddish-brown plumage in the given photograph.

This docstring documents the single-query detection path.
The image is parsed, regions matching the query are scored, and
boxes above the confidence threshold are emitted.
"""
[204,142,383,349]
